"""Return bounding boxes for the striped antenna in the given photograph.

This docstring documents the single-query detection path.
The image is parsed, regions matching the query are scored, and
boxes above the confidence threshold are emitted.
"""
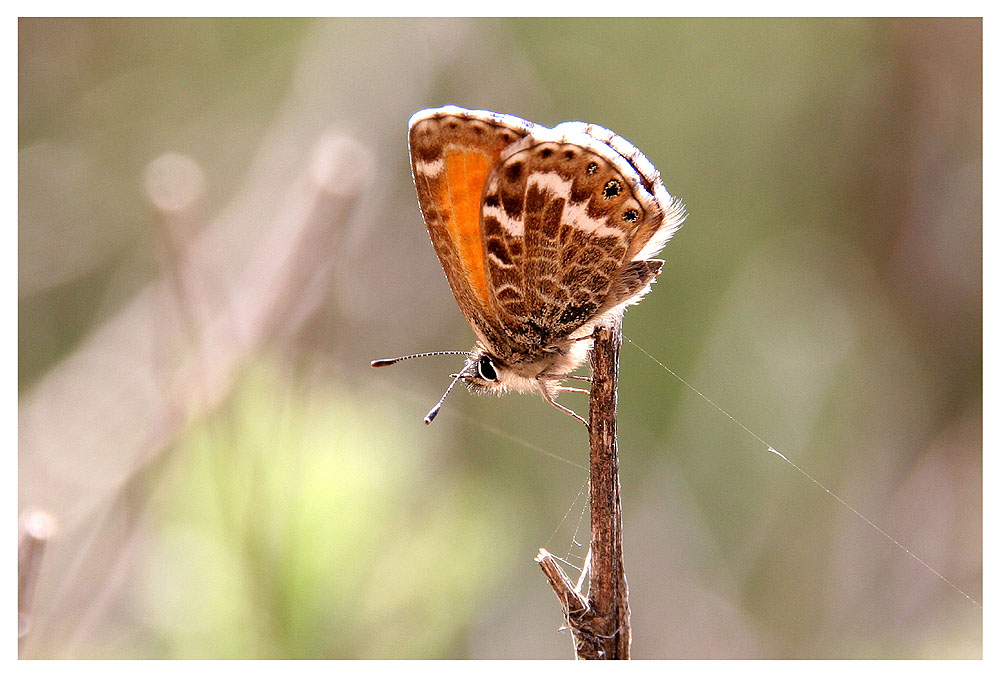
[370,350,471,368]
[423,364,475,424]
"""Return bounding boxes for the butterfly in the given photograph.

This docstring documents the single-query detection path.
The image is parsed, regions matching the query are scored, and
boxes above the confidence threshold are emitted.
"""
[373,106,685,425]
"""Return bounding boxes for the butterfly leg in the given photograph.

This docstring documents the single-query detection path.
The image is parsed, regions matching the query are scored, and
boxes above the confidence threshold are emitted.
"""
[562,375,593,383]
[541,386,589,428]
[554,385,590,396]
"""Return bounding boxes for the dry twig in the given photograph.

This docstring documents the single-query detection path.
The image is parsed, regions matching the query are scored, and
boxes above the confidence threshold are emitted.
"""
[536,319,630,659]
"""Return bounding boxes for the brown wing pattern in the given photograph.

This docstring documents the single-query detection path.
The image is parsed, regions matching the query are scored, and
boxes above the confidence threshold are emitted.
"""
[479,138,667,359]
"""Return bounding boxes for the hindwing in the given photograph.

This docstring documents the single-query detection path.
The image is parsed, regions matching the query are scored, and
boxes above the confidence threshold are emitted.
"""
[479,124,684,359]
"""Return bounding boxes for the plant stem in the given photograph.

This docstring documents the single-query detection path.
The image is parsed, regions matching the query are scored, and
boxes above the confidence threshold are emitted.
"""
[536,318,630,659]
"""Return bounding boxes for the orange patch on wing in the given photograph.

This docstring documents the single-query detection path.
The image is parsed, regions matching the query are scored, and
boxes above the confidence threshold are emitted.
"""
[436,148,492,309]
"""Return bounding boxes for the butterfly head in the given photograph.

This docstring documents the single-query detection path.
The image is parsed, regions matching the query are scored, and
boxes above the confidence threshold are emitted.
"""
[458,350,498,391]
[373,338,589,424]
[371,347,512,423]
[457,347,524,395]
[461,336,592,394]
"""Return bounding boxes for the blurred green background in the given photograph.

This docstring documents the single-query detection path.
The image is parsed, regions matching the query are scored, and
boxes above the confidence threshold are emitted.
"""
[18,18,981,659]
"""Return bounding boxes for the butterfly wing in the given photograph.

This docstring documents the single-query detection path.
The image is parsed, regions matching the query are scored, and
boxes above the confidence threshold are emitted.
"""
[408,107,534,351]
[479,123,685,358]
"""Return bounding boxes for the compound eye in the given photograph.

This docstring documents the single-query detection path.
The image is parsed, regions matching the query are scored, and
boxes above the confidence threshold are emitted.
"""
[477,356,498,381]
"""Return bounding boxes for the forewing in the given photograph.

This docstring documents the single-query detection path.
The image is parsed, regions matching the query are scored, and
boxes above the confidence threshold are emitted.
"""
[408,107,533,349]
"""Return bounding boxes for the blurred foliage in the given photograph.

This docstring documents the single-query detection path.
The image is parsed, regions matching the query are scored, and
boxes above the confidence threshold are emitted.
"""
[19,18,980,659]
[139,362,515,659]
